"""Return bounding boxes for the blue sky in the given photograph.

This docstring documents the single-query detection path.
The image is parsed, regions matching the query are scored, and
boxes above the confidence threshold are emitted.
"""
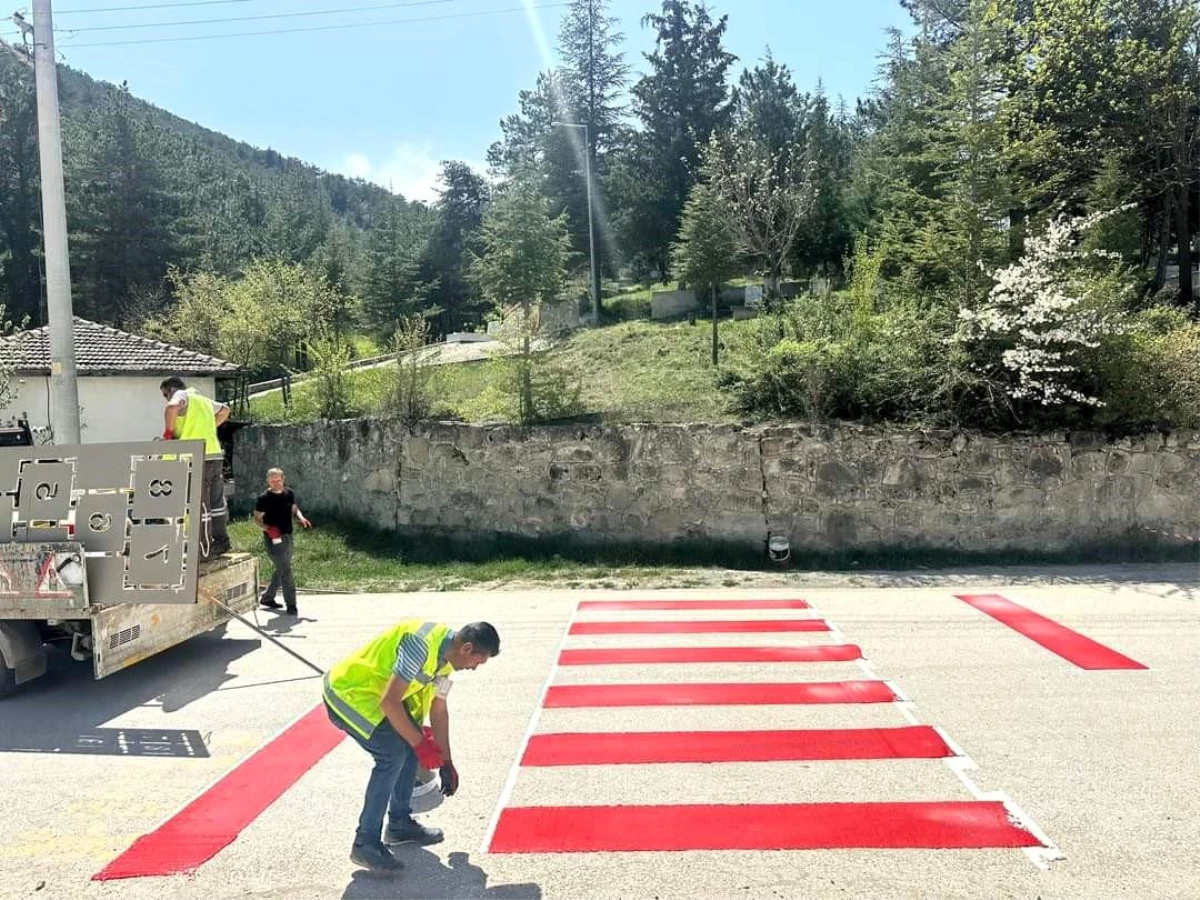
[7,0,913,202]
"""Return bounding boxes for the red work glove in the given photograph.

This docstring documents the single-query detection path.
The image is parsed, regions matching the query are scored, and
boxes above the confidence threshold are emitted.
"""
[439,761,459,797]
[265,526,282,541]
[414,735,444,770]
[161,428,174,440]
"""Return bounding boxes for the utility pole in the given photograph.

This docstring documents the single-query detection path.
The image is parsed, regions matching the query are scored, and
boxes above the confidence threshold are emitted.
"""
[32,0,80,444]
[554,121,600,325]
[585,1,601,322]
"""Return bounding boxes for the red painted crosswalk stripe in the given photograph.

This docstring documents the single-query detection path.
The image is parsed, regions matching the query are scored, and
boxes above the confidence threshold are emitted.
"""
[544,680,896,707]
[570,619,830,635]
[489,801,1041,852]
[956,594,1148,670]
[93,704,344,880]
[558,644,863,665]
[522,726,954,765]
[578,599,810,610]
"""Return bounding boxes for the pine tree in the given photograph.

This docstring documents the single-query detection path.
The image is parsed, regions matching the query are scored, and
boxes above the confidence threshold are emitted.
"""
[671,178,741,364]
[792,88,857,276]
[469,168,572,422]
[732,49,804,165]
[624,1,737,276]
[0,52,42,325]
[424,161,491,335]
[855,1,1014,307]
[557,0,629,303]
[64,87,186,323]
[361,199,436,337]
[558,0,629,162]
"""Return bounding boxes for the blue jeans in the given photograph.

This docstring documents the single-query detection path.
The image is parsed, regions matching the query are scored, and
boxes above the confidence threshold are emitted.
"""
[325,703,417,847]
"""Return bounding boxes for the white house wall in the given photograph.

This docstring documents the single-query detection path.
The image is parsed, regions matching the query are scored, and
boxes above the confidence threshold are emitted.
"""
[2,375,217,444]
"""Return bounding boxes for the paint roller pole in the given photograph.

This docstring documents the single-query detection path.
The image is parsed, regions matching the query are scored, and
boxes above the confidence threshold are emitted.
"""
[32,0,80,444]
[213,598,325,676]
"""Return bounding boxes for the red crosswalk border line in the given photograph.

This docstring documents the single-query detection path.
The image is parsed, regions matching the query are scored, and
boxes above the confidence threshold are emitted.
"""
[956,594,1148,670]
[522,726,954,766]
[558,644,863,665]
[93,704,345,881]
[577,599,810,610]
[489,801,1042,853]
[544,680,896,708]
[570,619,829,635]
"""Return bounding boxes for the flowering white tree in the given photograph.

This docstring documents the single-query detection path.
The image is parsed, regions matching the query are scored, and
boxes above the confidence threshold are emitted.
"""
[957,207,1133,407]
[701,132,814,302]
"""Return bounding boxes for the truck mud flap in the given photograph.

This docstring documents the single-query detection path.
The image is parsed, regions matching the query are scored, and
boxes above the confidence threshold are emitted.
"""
[92,554,258,680]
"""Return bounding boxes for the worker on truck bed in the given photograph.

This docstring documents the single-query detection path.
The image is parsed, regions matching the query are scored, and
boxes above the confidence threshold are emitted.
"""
[323,620,500,874]
[159,376,231,560]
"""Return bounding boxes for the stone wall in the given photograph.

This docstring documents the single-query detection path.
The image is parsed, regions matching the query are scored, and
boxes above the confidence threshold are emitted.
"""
[650,290,700,320]
[234,421,1200,555]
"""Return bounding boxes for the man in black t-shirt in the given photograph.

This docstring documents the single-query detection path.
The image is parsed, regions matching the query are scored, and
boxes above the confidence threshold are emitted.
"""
[253,467,312,615]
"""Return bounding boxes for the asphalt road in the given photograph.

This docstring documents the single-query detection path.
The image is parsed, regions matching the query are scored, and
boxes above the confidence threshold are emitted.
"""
[1,568,1197,900]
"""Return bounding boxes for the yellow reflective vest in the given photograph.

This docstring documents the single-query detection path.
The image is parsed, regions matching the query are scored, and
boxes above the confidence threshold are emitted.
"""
[323,620,453,741]
[173,387,222,459]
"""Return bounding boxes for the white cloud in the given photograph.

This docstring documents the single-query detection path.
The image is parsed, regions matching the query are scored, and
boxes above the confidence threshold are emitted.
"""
[337,142,477,204]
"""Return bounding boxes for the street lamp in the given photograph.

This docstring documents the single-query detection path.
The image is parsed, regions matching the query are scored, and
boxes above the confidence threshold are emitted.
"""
[553,121,599,325]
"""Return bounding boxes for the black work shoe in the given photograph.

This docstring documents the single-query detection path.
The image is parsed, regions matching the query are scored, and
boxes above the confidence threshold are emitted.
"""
[260,598,282,610]
[384,818,444,846]
[350,842,404,873]
[285,607,298,615]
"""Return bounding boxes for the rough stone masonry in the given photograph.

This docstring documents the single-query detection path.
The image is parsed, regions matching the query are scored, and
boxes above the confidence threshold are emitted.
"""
[234,420,1200,555]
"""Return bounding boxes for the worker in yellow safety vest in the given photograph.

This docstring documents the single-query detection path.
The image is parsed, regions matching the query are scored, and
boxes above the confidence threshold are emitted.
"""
[323,620,500,874]
[159,376,231,561]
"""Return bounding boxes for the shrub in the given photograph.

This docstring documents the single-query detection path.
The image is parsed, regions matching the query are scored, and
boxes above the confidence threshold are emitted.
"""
[607,290,653,321]
[1155,324,1200,427]
[724,294,956,423]
[303,332,354,420]
[380,315,437,423]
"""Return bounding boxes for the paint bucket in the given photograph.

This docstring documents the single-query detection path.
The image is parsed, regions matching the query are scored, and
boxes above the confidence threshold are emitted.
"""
[410,765,443,814]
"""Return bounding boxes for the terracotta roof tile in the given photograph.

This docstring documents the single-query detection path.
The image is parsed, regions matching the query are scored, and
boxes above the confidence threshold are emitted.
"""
[0,317,240,375]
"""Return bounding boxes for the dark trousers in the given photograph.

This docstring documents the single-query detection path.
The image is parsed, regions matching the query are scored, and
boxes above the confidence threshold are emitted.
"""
[261,532,296,610]
[200,457,230,560]
[325,703,418,848]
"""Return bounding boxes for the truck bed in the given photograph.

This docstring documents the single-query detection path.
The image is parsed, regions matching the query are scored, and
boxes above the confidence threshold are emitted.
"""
[92,553,258,679]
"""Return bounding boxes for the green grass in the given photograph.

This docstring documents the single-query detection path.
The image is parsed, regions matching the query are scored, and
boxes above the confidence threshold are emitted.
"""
[227,514,713,592]
[249,317,763,426]
[553,319,757,423]
[228,513,1199,593]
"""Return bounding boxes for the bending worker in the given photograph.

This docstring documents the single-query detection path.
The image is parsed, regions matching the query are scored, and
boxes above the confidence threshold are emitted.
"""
[159,376,231,560]
[323,620,501,873]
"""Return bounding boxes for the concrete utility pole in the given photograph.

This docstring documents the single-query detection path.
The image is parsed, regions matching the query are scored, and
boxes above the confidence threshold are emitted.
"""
[32,0,80,444]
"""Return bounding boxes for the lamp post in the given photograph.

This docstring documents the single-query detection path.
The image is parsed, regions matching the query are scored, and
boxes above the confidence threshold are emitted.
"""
[553,121,599,324]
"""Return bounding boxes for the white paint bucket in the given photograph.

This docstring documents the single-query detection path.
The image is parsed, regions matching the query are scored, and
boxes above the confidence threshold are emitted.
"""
[410,765,443,814]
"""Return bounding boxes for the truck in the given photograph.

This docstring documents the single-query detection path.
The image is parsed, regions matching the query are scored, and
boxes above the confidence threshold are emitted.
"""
[0,426,258,697]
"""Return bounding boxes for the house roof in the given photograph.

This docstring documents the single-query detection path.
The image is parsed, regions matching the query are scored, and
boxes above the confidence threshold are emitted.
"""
[0,317,240,376]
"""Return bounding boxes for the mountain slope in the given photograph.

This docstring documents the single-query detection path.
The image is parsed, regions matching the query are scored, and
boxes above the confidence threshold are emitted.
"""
[0,40,429,329]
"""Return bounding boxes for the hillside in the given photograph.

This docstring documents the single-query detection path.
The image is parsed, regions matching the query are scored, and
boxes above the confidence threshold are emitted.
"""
[0,40,428,330]
[249,318,762,426]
